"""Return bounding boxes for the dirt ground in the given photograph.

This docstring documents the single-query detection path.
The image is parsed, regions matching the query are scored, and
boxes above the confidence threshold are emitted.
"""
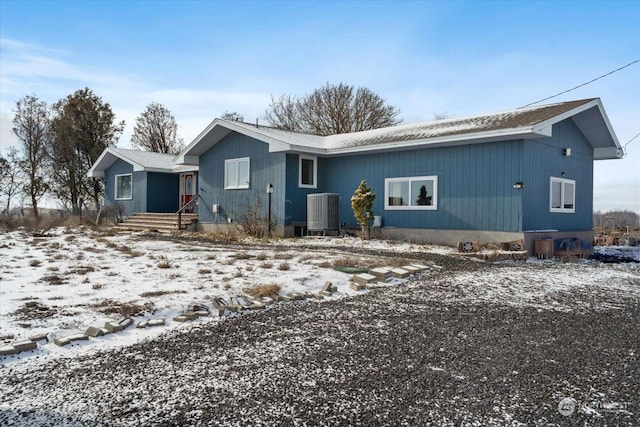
[1,241,638,426]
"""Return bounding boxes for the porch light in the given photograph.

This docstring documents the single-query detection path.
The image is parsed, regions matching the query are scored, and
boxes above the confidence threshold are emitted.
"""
[513,182,524,189]
[267,183,273,238]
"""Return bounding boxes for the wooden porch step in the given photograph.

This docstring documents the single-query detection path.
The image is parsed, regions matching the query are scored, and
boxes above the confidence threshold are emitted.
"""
[117,212,198,232]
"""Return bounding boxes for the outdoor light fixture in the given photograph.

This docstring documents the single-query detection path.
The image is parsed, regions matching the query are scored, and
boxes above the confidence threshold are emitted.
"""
[513,182,524,189]
[563,148,572,156]
[266,183,274,238]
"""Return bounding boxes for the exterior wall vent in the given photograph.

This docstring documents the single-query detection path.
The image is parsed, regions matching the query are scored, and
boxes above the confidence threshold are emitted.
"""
[307,193,340,233]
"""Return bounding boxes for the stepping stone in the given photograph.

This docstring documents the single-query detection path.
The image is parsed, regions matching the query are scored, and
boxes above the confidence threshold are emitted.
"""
[55,334,89,346]
[211,299,226,316]
[136,321,148,329]
[194,310,210,317]
[183,311,199,320]
[319,290,333,297]
[85,326,105,338]
[147,318,166,327]
[119,318,134,329]
[188,303,209,312]
[29,334,48,343]
[411,264,429,272]
[350,283,367,291]
[369,268,392,282]
[173,315,190,322]
[104,321,124,333]
[402,265,421,274]
[390,268,409,279]
[322,281,335,293]
[352,273,376,285]
[280,295,293,302]
[0,345,18,356]
[260,297,275,305]
[13,340,37,352]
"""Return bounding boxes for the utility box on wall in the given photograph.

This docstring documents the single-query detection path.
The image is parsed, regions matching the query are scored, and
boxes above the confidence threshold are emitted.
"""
[307,193,339,234]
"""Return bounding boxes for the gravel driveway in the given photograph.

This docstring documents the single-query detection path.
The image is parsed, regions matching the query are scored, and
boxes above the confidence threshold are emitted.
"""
[1,251,638,426]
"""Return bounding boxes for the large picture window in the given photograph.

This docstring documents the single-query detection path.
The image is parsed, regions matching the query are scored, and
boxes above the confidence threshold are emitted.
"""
[550,177,575,213]
[115,174,132,200]
[225,157,250,189]
[299,155,317,188]
[385,176,438,210]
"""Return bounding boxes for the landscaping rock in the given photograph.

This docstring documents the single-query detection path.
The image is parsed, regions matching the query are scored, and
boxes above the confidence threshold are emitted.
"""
[104,322,124,333]
[147,318,166,327]
[350,283,367,291]
[352,273,376,285]
[118,318,134,329]
[29,334,48,343]
[84,327,105,338]
[369,267,392,282]
[0,345,19,355]
[13,340,37,352]
[136,321,148,329]
[390,268,409,279]
[173,315,190,323]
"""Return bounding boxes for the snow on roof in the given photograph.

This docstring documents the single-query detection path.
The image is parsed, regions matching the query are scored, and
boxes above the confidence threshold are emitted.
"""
[109,148,177,170]
[175,97,621,164]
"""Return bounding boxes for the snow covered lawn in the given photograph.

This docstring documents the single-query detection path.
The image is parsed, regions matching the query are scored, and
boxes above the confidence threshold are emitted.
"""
[0,226,638,425]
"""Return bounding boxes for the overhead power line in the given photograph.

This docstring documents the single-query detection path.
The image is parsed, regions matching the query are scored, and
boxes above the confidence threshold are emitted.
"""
[519,59,639,108]
[623,132,640,155]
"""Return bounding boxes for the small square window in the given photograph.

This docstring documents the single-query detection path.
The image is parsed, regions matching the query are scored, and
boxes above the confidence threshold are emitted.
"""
[550,177,575,213]
[225,158,250,189]
[299,155,317,188]
[115,174,132,200]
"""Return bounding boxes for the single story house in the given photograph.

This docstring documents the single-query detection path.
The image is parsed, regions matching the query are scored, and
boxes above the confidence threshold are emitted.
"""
[91,98,623,251]
[87,148,198,215]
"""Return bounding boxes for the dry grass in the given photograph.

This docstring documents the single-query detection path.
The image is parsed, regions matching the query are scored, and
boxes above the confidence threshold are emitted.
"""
[157,261,172,269]
[274,252,294,260]
[198,268,212,274]
[259,261,273,269]
[231,252,253,260]
[29,259,42,267]
[206,254,217,260]
[92,283,104,290]
[41,274,66,285]
[277,262,291,271]
[71,265,95,275]
[255,253,269,261]
[140,290,187,298]
[245,283,281,298]
[91,299,156,317]
[332,257,360,268]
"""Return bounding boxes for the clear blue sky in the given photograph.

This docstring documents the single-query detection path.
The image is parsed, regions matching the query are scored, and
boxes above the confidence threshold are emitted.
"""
[1,0,638,213]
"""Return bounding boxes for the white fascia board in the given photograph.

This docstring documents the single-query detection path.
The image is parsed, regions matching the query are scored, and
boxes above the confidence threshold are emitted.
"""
[272,144,327,155]
[87,170,105,178]
[593,101,622,149]
[594,146,624,160]
[144,167,175,173]
[87,149,118,177]
[180,118,222,157]
[175,154,200,165]
[323,127,538,156]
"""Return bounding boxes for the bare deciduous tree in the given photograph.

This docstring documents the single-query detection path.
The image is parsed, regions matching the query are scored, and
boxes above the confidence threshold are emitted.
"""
[11,95,52,217]
[265,83,401,136]
[221,111,245,122]
[0,147,24,214]
[433,112,453,120]
[132,102,183,154]
[51,87,124,214]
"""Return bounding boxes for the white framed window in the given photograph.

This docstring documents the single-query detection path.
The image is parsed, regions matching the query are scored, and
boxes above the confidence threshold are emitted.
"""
[115,174,132,200]
[224,157,250,189]
[550,177,575,213]
[299,155,317,188]
[385,176,438,210]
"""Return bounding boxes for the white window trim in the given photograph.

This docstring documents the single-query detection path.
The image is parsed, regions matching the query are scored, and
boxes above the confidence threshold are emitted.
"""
[114,173,132,200]
[384,176,438,210]
[299,155,317,189]
[224,157,250,190]
[549,176,576,213]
